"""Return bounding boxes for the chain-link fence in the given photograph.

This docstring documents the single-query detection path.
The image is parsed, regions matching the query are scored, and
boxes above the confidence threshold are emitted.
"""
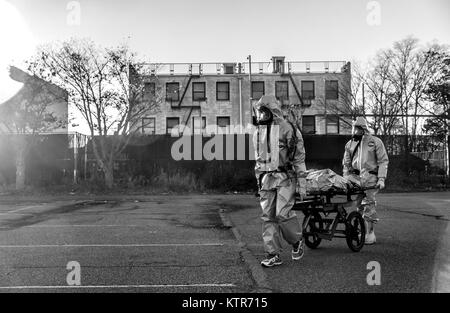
[0,133,448,191]
[0,133,89,187]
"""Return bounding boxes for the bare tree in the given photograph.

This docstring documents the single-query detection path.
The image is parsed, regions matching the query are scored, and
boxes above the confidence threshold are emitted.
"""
[27,39,161,188]
[0,66,66,190]
[376,38,447,148]
[283,102,307,131]
[313,62,365,133]
[421,50,450,175]
[362,53,403,136]
[419,50,449,126]
[353,38,447,140]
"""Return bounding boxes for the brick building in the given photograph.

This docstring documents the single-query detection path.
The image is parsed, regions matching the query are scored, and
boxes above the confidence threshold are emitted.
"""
[135,57,352,135]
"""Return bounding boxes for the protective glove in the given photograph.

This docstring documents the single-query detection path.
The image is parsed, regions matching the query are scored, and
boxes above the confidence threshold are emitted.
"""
[296,177,307,200]
[343,169,354,181]
[376,178,385,190]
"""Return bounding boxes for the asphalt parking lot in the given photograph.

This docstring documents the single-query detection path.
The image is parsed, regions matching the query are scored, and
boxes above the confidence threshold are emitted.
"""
[0,196,254,293]
[224,192,450,293]
[0,192,448,293]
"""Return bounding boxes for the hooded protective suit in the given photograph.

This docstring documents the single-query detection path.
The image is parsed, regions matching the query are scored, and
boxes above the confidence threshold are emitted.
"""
[342,117,389,223]
[253,95,307,256]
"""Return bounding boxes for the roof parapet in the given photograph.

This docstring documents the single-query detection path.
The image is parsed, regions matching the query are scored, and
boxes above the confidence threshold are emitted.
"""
[139,60,348,76]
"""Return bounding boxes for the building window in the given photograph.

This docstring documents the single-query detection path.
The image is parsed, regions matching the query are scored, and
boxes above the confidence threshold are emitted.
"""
[223,63,236,74]
[275,81,289,101]
[142,117,156,135]
[166,117,180,135]
[192,116,206,134]
[272,57,285,74]
[192,82,206,101]
[143,82,156,101]
[252,81,265,100]
[217,116,231,134]
[216,82,230,101]
[301,81,315,100]
[302,116,316,134]
[325,80,339,100]
[166,82,179,102]
[326,115,340,134]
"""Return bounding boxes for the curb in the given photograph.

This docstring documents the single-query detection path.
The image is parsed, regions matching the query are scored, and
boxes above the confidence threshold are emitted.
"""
[219,209,273,293]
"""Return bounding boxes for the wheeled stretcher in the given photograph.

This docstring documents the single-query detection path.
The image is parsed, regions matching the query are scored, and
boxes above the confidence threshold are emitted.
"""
[293,187,371,252]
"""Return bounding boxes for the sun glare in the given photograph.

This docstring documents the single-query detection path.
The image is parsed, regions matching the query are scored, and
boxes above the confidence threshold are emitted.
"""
[0,0,36,103]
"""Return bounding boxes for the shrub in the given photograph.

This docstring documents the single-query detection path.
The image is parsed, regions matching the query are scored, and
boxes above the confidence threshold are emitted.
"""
[152,168,205,192]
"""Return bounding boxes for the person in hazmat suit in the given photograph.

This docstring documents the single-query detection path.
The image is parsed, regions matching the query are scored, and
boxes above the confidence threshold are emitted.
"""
[252,95,307,268]
[342,117,389,245]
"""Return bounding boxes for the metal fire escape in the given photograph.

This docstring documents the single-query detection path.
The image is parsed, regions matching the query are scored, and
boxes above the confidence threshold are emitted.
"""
[271,57,306,107]
[171,73,202,132]
[281,72,306,107]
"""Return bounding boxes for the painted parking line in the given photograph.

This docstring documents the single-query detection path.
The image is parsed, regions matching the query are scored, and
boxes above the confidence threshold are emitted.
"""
[0,225,144,229]
[0,212,218,216]
[0,243,225,248]
[0,283,236,290]
[0,224,212,229]
[7,205,48,214]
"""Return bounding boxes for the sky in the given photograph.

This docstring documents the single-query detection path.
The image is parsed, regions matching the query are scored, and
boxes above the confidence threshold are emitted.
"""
[1,0,449,131]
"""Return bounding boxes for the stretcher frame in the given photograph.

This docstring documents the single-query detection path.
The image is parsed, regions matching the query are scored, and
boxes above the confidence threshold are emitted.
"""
[293,187,369,252]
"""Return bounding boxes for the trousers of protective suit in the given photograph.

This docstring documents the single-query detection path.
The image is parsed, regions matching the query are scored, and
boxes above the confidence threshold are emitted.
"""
[349,172,379,224]
[259,173,301,256]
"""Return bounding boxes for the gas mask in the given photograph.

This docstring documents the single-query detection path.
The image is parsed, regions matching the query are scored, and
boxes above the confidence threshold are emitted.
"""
[352,126,364,141]
[253,106,273,126]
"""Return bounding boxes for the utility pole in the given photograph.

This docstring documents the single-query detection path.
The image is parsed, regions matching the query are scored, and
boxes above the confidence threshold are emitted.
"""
[324,78,328,134]
[362,83,366,115]
[446,123,450,177]
[405,98,410,176]
[247,55,253,124]
[84,136,88,181]
[73,133,78,185]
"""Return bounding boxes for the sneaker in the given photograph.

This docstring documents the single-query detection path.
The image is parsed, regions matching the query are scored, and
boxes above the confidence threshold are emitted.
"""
[365,231,376,245]
[291,239,305,260]
[261,254,283,267]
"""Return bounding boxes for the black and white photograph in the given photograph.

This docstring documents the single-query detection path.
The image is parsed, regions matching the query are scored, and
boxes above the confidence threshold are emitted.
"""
[0,0,449,307]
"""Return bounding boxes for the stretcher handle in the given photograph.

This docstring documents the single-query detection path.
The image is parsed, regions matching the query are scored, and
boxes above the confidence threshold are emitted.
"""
[361,186,381,191]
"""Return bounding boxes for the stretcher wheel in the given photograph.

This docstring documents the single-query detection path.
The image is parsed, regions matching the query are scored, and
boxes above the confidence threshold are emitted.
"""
[303,212,323,249]
[345,211,366,252]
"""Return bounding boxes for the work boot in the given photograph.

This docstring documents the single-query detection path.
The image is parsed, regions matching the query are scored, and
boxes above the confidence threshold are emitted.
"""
[261,254,282,267]
[291,239,305,260]
[365,231,376,245]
